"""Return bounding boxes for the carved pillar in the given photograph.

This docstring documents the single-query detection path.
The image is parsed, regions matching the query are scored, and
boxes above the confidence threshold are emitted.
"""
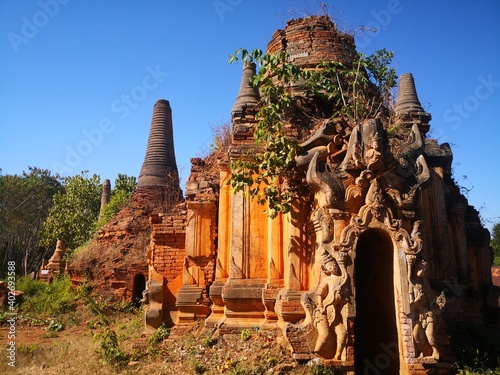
[215,166,231,280]
[229,190,248,279]
[275,199,310,326]
[332,210,349,243]
[268,213,284,281]
[207,166,230,327]
[263,213,284,324]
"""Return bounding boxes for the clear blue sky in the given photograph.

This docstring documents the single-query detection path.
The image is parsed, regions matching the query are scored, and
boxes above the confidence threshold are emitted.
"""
[1,1,499,229]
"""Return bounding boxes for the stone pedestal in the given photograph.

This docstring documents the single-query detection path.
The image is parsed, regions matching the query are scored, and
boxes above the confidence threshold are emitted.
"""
[274,289,306,326]
[176,285,211,324]
[205,280,226,328]
[220,279,267,329]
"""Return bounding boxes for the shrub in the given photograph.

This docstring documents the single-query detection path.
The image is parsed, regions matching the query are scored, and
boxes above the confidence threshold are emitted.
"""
[240,329,251,341]
[146,323,170,355]
[311,363,340,375]
[201,336,217,347]
[17,276,76,316]
[47,319,65,332]
[93,326,128,366]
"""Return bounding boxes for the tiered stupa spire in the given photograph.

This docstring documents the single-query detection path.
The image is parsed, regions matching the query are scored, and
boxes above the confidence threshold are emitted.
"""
[395,73,425,114]
[231,62,260,117]
[394,73,431,133]
[137,99,179,188]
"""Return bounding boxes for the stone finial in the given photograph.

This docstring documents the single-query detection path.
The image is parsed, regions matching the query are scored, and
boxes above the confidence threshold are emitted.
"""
[231,62,260,117]
[98,179,111,221]
[137,99,179,187]
[394,73,425,114]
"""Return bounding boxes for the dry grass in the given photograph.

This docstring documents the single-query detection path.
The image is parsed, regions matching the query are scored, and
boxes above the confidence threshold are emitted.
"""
[1,302,318,375]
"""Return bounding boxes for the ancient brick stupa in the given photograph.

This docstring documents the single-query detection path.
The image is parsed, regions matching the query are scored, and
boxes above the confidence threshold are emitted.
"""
[71,99,182,302]
[39,240,67,282]
[139,15,497,375]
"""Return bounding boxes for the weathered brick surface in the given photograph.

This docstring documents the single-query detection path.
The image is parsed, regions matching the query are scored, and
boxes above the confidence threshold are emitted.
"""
[150,209,187,282]
[266,16,357,68]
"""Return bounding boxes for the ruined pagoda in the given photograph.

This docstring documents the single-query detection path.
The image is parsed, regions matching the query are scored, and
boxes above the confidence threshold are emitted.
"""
[139,15,497,375]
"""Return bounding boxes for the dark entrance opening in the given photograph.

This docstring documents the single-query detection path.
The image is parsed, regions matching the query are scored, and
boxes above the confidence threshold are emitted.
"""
[132,274,146,307]
[354,229,399,375]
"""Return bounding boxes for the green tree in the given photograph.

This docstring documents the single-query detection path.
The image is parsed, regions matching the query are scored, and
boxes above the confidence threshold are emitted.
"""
[40,171,101,252]
[0,167,62,276]
[491,223,500,266]
[113,173,136,195]
[97,174,137,228]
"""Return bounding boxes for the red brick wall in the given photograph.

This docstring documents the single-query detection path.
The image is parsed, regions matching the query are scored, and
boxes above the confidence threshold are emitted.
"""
[150,210,187,282]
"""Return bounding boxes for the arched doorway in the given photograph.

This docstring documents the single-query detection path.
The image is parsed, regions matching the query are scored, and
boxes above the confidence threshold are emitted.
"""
[132,274,146,308]
[354,229,399,374]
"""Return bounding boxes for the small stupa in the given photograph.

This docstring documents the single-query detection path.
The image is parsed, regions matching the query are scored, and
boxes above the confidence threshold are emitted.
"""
[394,73,432,133]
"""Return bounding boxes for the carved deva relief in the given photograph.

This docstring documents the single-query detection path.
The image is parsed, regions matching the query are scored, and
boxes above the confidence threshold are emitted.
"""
[300,247,350,359]
[399,221,446,360]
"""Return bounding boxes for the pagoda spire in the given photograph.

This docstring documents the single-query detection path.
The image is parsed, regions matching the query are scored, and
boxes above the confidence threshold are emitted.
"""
[395,73,425,114]
[231,62,260,117]
[394,73,431,133]
[98,179,111,221]
[137,99,179,188]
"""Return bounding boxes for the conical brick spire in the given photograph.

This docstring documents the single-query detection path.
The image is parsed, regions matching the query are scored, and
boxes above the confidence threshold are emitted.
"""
[98,179,111,221]
[137,99,179,187]
[394,73,431,133]
[231,62,260,116]
[394,73,425,114]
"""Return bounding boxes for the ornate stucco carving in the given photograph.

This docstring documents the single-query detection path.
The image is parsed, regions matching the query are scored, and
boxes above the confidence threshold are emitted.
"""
[407,256,446,359]
[299,250,349,359]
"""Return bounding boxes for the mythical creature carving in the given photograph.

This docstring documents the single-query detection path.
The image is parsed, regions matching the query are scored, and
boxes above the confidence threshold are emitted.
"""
[296,122,347,210]
[386,123,430,208]
[408,257,446,359]
[306,152,345,209]
[352,178,401,231]
[300,250,349,359]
